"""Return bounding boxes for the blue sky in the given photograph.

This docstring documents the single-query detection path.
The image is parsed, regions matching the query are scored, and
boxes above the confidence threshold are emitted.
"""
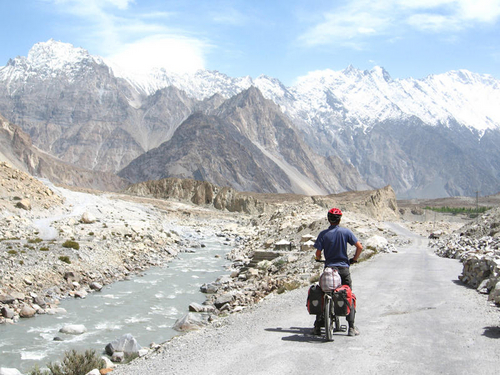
[1,0,500,85]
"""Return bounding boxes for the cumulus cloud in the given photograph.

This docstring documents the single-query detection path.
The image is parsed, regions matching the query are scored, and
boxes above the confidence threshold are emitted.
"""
[107,35,208,74]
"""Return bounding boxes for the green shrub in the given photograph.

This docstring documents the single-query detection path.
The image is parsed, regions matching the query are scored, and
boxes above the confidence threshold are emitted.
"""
[28,349,105,375]
[59,256,71,264]
[7,250,18,255]
[40,247,49,251]
[62,240,80,250]
[28,238,43,244]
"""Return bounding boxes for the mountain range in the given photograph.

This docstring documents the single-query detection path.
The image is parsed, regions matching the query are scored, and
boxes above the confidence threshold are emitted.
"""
[1,39,499,198]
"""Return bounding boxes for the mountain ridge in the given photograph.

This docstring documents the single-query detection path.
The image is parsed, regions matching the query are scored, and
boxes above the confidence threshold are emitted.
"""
[1,40,500,198]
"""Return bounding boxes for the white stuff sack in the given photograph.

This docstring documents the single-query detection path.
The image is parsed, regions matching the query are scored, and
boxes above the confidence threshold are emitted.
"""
[319,267,341,292]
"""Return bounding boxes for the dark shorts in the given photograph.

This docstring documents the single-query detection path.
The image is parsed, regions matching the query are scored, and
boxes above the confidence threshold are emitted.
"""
[331,266,352,289]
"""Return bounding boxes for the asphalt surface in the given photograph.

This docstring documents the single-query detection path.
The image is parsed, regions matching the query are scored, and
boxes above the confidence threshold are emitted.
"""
[114,224,500,375]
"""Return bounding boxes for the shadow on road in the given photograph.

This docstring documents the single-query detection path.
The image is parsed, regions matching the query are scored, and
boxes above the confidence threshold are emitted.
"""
[265,327,332,343]
[452,279,475,289]
[482,326,500,339]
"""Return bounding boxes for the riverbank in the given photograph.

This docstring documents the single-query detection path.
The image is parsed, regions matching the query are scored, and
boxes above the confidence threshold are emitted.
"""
[0,174,250,325]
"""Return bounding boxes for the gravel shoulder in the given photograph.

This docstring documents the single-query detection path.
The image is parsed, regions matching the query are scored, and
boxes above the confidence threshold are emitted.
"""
[114,224,500,375]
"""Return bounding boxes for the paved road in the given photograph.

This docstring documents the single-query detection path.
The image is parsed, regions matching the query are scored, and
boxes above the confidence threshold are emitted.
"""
[115,224,500,375]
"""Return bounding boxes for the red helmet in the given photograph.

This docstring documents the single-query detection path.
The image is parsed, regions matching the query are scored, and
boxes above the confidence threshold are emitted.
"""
[328,208,343,216]
[328,208,342,222]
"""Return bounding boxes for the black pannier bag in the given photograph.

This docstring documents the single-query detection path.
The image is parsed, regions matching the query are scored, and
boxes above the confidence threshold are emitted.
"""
[307,284,324,315]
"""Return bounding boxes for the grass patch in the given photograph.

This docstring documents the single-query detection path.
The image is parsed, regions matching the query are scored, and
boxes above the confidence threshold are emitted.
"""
[59,256,71,264]
[40,247,49,251]
[424,206,492,217]
[28,238,43,244]
[62,240,80,250]
[7,250,18,255]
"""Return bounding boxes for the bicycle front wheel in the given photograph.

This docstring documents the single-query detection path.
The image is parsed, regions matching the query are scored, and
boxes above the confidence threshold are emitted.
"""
[324,296,334,341]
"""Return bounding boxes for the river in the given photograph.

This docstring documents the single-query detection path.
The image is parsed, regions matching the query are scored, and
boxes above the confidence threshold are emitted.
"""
[0,236,232,373]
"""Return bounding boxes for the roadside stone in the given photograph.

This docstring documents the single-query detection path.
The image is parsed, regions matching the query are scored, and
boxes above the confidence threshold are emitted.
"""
[173,313,205,331]
[111,352,125,363]
[105,333,142,356]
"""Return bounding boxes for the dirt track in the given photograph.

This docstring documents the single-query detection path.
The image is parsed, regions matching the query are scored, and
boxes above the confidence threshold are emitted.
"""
[113,224,500,375]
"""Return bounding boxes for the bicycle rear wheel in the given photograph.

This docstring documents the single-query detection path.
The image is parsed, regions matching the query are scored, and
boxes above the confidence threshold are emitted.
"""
[324,296,334,341]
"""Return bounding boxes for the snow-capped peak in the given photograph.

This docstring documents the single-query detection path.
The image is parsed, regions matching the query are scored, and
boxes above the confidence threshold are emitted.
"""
[26,39,104,71]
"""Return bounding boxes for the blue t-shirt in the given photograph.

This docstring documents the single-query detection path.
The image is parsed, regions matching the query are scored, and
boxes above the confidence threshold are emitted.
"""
[314,225,358,268]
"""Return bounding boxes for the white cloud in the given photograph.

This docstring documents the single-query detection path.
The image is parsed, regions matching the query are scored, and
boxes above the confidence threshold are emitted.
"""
[47,0,209,74]
[298,6,391,48]
[107,35,207,74]
[298,0,500,48]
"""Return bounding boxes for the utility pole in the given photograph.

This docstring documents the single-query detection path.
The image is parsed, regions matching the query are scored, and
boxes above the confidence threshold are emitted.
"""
[476,191,479,223]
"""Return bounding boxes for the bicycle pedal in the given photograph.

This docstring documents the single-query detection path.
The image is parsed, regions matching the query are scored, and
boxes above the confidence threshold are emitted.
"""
[339,325,347,332]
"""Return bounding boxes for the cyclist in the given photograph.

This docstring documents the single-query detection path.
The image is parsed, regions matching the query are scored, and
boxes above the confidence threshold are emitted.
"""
[313,208,363,336]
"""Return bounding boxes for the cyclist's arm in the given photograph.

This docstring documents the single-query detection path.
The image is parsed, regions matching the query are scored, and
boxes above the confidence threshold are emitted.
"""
[351,241,363,262]
[315,248,322,260]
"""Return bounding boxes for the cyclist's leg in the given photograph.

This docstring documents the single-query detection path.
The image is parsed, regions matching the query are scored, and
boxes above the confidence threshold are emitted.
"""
[337,268,356,328]
[337,267,352,289]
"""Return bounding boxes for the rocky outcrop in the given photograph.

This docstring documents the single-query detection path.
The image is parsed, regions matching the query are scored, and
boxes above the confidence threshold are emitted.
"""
[0,114,128,192]
[124,177,267,214]
[431,207,500,304]
[124,179,399,219]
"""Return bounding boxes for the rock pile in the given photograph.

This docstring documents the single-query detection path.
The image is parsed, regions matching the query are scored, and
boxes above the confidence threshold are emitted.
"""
[430,207,500,304]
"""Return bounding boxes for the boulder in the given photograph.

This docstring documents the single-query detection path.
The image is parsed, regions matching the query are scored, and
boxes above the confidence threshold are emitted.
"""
[15,199,31,210]
[19,305,36,318]
[1,307,15,319]
[105,333,142,356]
[64,271,80,283]
[10,291,25,300]
[200,283,219,294]
[33,295,47,308]
[74,289,88,299]
[81,212,97,224]
[172,313,205,332]
[488,281,500,304]
[214,293,233,309]
[110,352,124,363]
[0,293,15,304]
[90,282,103,291]
[189,302,216,313]
[365,235,388,252]
[59,324,87,335]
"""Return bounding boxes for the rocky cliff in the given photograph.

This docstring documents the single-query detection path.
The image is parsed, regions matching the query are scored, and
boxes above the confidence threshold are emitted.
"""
[0,114,127,191]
